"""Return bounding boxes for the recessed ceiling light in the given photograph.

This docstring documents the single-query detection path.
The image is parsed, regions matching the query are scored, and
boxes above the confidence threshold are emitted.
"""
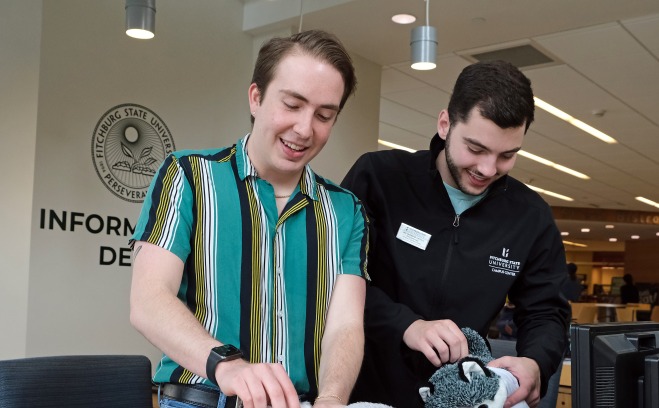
[581,228,590,233]
[609,238,618,242]
[605,225,614,229]
[392,14,416,24]
[631,235,640,239]
[656,232,659,237]
[561,232,569,236]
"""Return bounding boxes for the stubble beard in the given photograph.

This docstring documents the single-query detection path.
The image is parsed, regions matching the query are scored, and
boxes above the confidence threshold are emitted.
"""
[444,132,480,196]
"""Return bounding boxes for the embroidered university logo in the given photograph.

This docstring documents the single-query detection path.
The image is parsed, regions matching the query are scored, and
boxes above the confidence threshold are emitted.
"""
[92,104,175,203]
[488,249,521,277]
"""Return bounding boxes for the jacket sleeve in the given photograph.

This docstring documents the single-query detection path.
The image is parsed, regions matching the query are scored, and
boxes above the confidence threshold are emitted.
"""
[341,154,423,345]
[508,214,570,397]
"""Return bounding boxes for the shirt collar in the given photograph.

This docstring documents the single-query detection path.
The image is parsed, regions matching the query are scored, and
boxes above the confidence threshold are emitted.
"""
[236,134,258,180]
[235,134,319,201]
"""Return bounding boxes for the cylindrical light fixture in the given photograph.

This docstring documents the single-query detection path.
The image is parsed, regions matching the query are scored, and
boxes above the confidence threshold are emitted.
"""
[125,0,156,40]
[410,25,437,70]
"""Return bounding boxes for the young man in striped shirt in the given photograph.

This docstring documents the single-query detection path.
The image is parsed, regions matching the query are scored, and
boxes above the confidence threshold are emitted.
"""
[130,30,368,408]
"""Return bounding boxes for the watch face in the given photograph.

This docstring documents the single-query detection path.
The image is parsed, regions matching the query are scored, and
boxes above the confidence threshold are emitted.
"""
[215,344,242,359]
[207,344,243,386]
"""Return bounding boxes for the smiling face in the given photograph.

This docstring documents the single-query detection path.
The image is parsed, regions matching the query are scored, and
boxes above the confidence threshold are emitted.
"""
[437,107,525,196]
[246,51,345,186]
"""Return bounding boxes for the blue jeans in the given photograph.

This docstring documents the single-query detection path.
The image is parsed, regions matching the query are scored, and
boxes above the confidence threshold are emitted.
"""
[158,384,230,408]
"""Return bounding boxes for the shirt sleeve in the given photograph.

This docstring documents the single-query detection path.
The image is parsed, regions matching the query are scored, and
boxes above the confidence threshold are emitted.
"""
[338,196,370,279]
[129,154,195,262]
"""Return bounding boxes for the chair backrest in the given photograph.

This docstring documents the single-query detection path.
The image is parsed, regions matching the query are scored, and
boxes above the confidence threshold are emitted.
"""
[627,303,651,311]
[651,306,659,323]
[616,307,636,322]
[569,302,584,321]
[0,355,153,408]
[573,304,598,324]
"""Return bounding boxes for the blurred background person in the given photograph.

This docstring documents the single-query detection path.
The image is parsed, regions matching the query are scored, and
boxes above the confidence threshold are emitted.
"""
[495,301,518,341]
[561,263,584,302]
[620,273,640,304]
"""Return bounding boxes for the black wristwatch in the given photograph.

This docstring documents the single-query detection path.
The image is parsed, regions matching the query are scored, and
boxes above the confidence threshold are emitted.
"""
[206,344,243,386]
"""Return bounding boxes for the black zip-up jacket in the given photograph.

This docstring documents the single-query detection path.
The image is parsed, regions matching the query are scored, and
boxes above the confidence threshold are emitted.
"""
[341,135,570,408]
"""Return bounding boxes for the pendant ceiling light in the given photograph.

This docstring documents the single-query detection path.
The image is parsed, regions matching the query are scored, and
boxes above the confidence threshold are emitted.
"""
[410,0,437,70]
[125,0,156,40]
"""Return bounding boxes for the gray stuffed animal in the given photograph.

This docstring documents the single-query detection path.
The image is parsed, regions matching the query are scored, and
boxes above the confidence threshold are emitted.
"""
[419,327,527,408]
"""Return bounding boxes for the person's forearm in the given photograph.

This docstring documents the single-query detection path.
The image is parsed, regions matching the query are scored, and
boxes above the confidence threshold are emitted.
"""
[316,323,364,403]
[315,274,366,404]
[131,286,220,378]
[130,242,221,380]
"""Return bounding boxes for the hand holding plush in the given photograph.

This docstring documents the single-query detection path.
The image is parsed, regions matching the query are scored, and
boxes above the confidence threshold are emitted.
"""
[419,328,529,408]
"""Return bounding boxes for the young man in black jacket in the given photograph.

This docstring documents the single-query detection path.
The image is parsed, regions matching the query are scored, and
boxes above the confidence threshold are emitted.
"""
[342,60,570,408]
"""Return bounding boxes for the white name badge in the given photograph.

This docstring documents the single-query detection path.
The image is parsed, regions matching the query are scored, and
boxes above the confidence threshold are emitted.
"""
[396,222,431,250]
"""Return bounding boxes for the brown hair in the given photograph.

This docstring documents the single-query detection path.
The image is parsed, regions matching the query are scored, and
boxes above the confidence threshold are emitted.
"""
[250,30,357,123]
[448,60,535,133]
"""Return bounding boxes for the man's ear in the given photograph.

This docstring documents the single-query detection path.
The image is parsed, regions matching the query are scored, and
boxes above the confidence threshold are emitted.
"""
[248,83,261,114]
[437,109,451,140]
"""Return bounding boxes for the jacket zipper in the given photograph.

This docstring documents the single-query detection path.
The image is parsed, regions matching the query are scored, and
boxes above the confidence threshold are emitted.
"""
[452,213,460,243]
[435,179,507,312]
[436,213,460,310]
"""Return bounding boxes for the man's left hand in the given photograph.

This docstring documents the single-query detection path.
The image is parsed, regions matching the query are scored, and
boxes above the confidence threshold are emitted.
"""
[488,356,540,408]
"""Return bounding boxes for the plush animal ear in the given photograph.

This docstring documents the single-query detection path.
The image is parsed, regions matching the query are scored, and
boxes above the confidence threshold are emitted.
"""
[461,327,494,362]
[458,357,494,383]
[418,380,435,403]
[419,386,431,403]
[455,361,507,408]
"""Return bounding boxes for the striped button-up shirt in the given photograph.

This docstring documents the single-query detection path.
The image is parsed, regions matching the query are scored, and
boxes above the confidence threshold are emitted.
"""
[131,135,369,395]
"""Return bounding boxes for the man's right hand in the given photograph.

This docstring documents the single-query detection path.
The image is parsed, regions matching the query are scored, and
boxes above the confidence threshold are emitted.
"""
[216,359,301,408]
[402,319,469,367]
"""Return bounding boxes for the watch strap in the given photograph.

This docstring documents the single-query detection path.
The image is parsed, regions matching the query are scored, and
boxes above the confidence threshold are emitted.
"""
[206,344,243,386]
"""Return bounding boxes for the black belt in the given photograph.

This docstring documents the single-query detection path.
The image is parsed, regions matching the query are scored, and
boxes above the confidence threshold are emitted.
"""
[162,383,237,408]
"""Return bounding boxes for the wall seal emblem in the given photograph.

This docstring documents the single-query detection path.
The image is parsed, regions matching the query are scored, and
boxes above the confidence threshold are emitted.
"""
[92,104,175,203]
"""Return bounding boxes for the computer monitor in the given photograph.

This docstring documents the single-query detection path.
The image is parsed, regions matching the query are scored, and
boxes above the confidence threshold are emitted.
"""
[571,321,659,408]
[610,276,624,296]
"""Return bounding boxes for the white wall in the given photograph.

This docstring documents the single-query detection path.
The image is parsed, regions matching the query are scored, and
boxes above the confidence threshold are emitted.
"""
[0,1,41,360]
[315,52,381,183]
[9,0,380,369]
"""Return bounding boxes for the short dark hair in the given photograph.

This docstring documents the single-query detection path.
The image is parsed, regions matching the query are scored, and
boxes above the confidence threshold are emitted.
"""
[623,273,634,285]
[250,29,357,122]
[448,60,535,133]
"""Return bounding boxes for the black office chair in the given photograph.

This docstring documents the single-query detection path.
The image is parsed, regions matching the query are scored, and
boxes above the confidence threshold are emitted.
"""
[487,339,562,408]
[0,354,153,408]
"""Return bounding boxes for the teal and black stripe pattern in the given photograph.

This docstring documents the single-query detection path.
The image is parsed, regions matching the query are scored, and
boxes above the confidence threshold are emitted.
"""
[130,135,368,392]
